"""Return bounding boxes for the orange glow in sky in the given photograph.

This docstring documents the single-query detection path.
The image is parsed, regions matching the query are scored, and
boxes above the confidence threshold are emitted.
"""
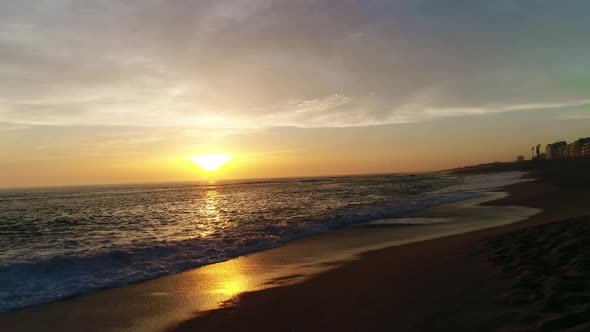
[2,1,590,188]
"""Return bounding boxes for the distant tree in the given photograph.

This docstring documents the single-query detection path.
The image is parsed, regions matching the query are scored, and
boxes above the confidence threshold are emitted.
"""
[536,144,541,157]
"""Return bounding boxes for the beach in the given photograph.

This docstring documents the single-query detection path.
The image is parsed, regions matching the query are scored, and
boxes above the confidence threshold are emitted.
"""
[1,160,590,331]
[4,2,590,331]
[171,160,590,331]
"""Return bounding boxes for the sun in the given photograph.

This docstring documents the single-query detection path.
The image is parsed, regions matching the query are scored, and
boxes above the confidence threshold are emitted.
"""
[189,154,230,172]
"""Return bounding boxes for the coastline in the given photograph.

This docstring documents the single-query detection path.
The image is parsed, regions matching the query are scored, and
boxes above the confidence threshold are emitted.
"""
[2,163,589,331]
[0,172,505,314]
[169,178,590,331]
[0,173,547,331]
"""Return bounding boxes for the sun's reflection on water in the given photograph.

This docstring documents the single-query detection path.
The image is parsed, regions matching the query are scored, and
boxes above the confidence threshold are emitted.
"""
[197,188,222,237]
[203,189,220,220]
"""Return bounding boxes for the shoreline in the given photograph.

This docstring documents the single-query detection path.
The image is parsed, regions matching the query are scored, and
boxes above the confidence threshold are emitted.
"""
[0,171,516,314]
[0,173,547,331]
[169,178,590,331]
[0,172,524,313]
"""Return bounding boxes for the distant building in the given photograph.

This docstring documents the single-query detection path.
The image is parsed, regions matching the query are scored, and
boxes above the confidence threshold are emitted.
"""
[545,141,567,159]
[568,137,590,158]
[559,145,570,158]
[568,142,579,158]
[526,137,590,161]
[516,155,525,162]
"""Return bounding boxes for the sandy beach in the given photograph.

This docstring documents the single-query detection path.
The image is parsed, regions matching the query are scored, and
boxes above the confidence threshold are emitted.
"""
[1,160,590,331]
[170,160,590,331]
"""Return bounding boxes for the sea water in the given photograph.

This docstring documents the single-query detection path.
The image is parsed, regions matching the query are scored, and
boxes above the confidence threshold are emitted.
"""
[0,171,528,312]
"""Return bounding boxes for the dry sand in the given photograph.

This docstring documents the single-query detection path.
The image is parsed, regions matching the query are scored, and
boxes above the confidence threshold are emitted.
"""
[487,215,590,331]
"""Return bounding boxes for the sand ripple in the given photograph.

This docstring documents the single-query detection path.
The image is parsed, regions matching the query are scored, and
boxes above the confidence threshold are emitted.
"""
[487,215,590,331]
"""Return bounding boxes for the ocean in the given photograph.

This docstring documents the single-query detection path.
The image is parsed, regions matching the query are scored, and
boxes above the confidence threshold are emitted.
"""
[0,171,527,312]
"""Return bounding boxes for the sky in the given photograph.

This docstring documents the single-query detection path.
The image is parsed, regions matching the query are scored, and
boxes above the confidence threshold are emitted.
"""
[1,0,590,187]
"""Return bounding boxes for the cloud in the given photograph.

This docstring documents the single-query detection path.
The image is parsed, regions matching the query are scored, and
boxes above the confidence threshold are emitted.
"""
[1,0,589,128]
